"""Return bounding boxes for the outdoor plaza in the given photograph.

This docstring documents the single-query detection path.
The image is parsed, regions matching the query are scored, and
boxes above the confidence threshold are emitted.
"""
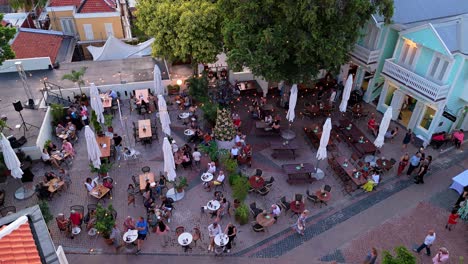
[0,71,467,263]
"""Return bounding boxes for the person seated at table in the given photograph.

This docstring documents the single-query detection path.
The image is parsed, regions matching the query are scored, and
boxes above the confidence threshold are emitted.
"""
[232,113,241,128]
[384,127,399,142]
[189,105,197,116]
[230,145,239,160]
[69,210,82,228]
[123,216,136,231]
[214,198,229,221]
[251,106,261,120]
[66,122,77,140]
[362,162,371,172]
[202,132,213,145]
[45,171,58,181]
[260,97,267,106]
[84,177,96,192]
[144,197,155,212]
[190,118,199,130]
[160,196,174,221]
[181,151,192,169]
[367,116,378,137]
[46,141,57,155]
[37,178,53,200]
[61,140,75,158]
[183,95,191,109]
[171,140,179,153]
[264,114,273,125]
[207,161,217,174]
[188,128,203,143]
[361,171,380,192]
[42,148,61,169]
[143,181,153,200]
[147,92,157,113]
[174,150,184,170]
[107,89,118,99]
[85,209,97,231]
[155,175,167,196]
[56,124,66,136]
[130,95,138,112]
[453,129,464,149]
[268,119,281,132]
[214,191,224,201]
[271,204,281,221]
[235,131,245,146]
[103,177,113,190]
[212,171,225,188]
[80,106,89,126]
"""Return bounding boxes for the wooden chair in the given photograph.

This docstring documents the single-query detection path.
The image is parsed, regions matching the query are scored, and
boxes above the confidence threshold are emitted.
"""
[256,186,270,196]
[265,177,275,188]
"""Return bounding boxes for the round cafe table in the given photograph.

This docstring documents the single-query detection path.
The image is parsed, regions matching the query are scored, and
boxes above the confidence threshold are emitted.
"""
[315,190,331,206]
[376,159,392,170]
[249,176,265,189]
[184,129,194,136]
[201,172,214,182]
[123,229,138,252]
[290,201,305,217]
[206,200,220,211]
[256,213,275,227]
[178,232,193,252]
[214,233,229,247]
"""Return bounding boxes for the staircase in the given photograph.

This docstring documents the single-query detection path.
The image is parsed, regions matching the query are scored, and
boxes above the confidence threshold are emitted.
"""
[45,94,72,107]
[43,81,73,107]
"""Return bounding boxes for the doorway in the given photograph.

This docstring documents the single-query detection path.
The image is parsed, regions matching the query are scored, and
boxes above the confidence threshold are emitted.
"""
[398,95,417,127]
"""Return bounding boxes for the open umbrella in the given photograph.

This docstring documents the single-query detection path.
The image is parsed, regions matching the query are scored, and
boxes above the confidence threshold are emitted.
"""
[163,137,176,181]
[84,125,102,169]
[339,74,353,112]
[154,65,164,95]
[286,84,298,122]
[374,106,393,148]
[0,133,23,179]
[89,83,105,124]
[158,95,171,136]
[316,118,332,160]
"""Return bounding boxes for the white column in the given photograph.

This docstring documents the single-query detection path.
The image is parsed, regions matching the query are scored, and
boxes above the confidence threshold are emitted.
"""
[377,81,389,109]
[408,100,425,130]
[390,90,405,120]
[363,77,375,102]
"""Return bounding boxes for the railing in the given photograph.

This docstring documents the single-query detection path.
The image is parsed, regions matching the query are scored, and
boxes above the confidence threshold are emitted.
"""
[350,44,381,64]
[382,59,450,102]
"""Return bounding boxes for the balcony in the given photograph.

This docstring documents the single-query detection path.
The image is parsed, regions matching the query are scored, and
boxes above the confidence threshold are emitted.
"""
[350,44,381,65]
[382,59,449,102]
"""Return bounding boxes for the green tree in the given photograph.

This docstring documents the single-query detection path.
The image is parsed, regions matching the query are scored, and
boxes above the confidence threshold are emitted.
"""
[135,0,223,71]
[220,0,394,83]
[0,14,16,66]
[382,246,417,264]
[61,67,87,95]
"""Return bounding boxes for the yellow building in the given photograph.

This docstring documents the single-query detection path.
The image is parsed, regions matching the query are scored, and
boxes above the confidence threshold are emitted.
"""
[45,0,131,43]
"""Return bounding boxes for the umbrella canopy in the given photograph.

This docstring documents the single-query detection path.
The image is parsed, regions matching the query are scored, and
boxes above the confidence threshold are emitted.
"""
[0,133,23,179]
[84,125,102,169]
[286,84,298,122]
[158,95,171,136]
[316,118,332,160]
[154,65,164,95]
[374,106,393,148]
[339,74,353,112]
[163,137,176,181]
[89,83,105,124]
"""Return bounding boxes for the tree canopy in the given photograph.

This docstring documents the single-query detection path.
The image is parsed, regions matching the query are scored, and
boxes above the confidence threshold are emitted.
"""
[135,0,223,65]
[0,14,16,66]
[219,0,394,83]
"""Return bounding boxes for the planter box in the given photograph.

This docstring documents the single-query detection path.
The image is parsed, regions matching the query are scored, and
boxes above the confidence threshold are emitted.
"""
[216,139,235,150]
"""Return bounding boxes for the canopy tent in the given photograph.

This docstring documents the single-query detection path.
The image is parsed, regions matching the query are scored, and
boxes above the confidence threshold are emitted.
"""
[87,36,154,61]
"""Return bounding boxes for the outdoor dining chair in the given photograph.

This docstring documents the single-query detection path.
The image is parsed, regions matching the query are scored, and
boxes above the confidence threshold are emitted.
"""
[249,202,262,218]
[306,190,320,207]
[278,196,290,212]
[251,222,265,232]
[265,177,275,188]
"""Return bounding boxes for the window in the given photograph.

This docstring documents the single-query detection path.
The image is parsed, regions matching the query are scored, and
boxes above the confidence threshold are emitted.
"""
[384,85,396,106]
[105,23,114,38]
[399,40,418,68]
[419,106,436,130]
[363,24,379,50]
[60,18,75,35]
[428,54,450,82]
[83,24,94,40]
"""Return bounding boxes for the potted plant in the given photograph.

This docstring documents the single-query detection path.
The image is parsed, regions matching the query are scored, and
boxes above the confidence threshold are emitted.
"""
[38,200,53,225]
[95,204,116,244]
[232,176,249,202]
[198,141,219,162]
[61,66,87,95]
[174,176,188,193]
[104,114,113,133]
[90,111,103,135]
[90,162,113,177]
[50,103,66,126]
[234,203,249,225]
[167,84,181,95]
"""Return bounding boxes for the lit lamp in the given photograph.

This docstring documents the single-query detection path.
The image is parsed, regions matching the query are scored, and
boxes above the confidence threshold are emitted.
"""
[176,79,183,86]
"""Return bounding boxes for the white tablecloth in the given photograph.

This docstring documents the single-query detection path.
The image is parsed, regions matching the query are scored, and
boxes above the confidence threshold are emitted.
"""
[450,170,468,194]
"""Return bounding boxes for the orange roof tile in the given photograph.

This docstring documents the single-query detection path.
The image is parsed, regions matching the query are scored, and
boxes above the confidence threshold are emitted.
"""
[0,221,42,264]
[12,31,64,63]
[78,0,116,13]
[48,0,82,7]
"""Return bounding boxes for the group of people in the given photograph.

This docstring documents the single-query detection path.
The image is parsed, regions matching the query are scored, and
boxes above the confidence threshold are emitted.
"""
[130,91,158,114]
[397,148,433,184]
[41,140,75,169]
[430,129,465,150]
[36,169,70,200]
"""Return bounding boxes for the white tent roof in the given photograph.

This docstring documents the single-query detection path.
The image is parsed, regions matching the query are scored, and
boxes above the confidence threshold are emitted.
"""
[87,36,154,61]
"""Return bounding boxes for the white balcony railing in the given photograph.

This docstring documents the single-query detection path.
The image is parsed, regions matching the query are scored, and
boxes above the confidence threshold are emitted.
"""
[382,59,450,102]
[350,44,381,65]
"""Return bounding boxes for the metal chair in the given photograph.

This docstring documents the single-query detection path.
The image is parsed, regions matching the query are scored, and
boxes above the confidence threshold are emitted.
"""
[252,222,265,232]
[278,196,290,212]
[256,186,270,196]
[294,194,303,202]
[249,202,262,218]
[323,185,332,193]
[0,206,16,217]
[265,177,275,188]
[306,190,321,207]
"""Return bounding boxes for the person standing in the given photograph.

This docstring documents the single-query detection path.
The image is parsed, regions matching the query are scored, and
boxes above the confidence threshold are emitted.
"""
[414,162,429,184]
[127,184,136,207]
[109,224,122,253]
[445,209,459,231]
[414,230,436,256]
[224,223,237,253]
[293,210,309,236]
[397,153,410,176]
[363,247,378,264]
[402,129,413,149]
[406,153,421,176]
[156,220,171,247]
[135,216,148,254]
[113,133,123,161]
[192,148,201,169]
[207,222,222,252]
[432,247,449,263]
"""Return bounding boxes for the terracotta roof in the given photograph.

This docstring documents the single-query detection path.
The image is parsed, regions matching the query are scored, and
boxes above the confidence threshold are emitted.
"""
[48,0,82,8]
[12,31,64,63]
[1,20,8,26]
[78,0,116,13]
[0,216,42,264]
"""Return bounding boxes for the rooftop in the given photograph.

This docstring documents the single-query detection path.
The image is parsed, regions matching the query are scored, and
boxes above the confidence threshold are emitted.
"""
[48,0,82,8]
[433,16,468,55]
[0,216,42,264]
[78,0,116,13]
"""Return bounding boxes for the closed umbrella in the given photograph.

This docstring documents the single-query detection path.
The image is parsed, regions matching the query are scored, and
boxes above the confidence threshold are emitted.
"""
[316,118,332,161]
[374,106,393,148]
[339,74,353,112]
[286,84,298,122]
[163,137,176,181]
[0,133,23,179]
[158,95,171,136]
[154,65,164,95]
[89,83,105,124]
[84,125,102,169]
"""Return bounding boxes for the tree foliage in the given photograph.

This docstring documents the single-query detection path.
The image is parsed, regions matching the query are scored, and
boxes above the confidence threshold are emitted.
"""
[219,0,394,83]
[382,246,417,264]
[136,0,223,65]
[0,14,16,66]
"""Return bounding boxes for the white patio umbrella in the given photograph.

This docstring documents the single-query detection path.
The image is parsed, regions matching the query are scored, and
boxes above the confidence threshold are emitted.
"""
[339,74,353,112]
[374,106,393,148]
[154,65,164,95]
[158,95,171,136]
[0,133,23,179]
[163,137,176,181]
[89,83,105,124]
[286,84,298,122]
[316,118,332,161]
[84,125,102,169]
